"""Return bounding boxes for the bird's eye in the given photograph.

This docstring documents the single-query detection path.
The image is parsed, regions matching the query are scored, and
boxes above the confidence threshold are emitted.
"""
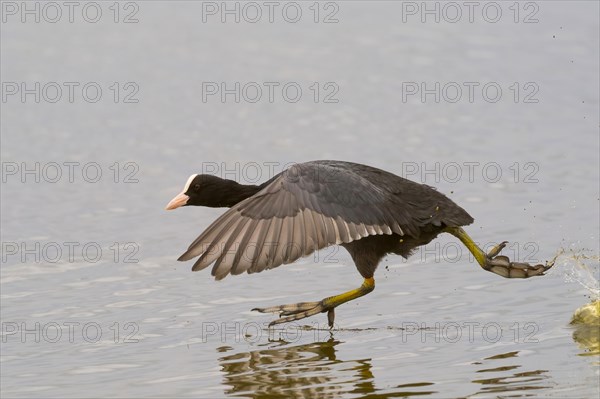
[194,184,201,191]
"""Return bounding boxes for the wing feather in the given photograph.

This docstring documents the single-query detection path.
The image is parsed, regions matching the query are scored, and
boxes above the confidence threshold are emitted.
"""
[230,217,260,275]
[211,217,252,280]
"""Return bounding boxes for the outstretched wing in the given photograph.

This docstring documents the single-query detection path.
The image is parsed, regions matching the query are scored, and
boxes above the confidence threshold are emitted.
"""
[178,161,470,280]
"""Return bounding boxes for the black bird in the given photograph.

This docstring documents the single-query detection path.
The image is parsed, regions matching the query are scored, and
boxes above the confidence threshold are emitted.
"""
[166,160,552,327]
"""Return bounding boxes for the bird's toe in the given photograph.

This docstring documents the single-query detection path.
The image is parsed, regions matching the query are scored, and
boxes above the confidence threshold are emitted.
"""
[252,301,321,315]
[485,253,554,278]
[486,241,508,258]
[253,300,332,327]
[268,305,326,327]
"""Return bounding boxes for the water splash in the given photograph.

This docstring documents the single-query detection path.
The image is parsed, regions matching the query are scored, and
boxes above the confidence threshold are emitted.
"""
[556,246,600,356]
[558,246,600,300]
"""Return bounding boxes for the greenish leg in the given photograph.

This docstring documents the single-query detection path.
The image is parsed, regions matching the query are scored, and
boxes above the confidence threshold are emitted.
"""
[253,278,375,328]
[444,226,554,278]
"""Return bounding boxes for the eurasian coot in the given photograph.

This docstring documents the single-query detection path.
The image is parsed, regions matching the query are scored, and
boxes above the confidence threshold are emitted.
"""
[166,160,552,327]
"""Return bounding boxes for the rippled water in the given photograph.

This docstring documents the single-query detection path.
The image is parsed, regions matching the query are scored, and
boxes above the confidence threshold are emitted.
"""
[1,1,599,398]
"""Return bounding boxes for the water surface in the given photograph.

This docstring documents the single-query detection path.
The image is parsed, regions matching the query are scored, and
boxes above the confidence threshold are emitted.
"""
[1,1,599,398]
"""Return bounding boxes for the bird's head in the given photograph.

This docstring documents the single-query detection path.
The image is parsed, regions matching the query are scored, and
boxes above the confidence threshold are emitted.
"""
[165,174,227,210]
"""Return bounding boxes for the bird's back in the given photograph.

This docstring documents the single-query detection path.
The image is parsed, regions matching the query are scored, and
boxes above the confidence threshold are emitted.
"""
[297,160,474,232]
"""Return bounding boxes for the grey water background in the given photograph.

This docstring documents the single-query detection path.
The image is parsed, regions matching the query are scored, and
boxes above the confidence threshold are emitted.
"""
[1,1,599,398]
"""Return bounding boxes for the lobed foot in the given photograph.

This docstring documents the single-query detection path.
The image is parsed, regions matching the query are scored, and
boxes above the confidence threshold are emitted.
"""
[483,241,555,278]
[252,301,335,328]
[253,278,374,328]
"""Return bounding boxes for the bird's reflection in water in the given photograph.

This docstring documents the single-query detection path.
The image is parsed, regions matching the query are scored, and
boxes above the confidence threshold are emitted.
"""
[470,351,551,397]
[217,338,436,398]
